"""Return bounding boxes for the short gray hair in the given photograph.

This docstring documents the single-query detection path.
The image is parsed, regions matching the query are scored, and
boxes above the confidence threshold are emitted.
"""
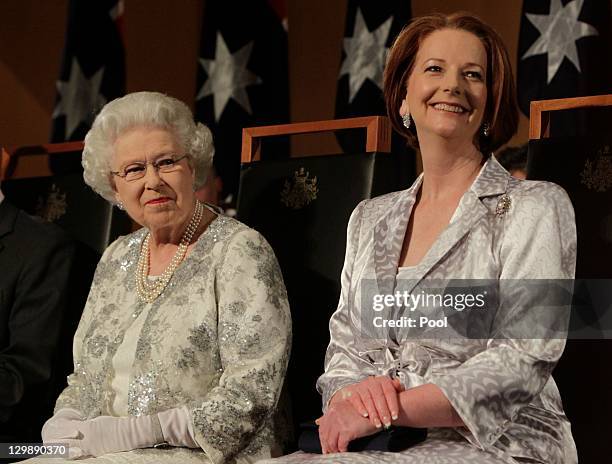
[82,91,214,203]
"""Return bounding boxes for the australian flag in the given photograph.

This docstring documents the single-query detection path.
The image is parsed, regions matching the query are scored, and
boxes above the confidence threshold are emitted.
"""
[195,0,289,201]
[518,0,611,135]
[335,0,411,154]
[50,0,125,142]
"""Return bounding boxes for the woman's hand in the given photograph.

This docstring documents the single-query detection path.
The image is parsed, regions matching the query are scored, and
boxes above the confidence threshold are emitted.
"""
[72,415,164,458]
[43,413,164,459]
[42,409,84,442]
[41,409,88,459]
[317,400,378,454]
[331,376,403,429]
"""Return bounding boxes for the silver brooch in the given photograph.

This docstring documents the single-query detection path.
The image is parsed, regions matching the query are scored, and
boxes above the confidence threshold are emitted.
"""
[495,195,511,217]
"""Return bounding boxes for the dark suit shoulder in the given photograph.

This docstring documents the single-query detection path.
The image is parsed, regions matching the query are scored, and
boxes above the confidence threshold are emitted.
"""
[0,202,74,265]
[14,210,72,249]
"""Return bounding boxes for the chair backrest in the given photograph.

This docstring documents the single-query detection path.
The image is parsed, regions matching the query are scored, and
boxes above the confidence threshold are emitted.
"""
[529,94,612,140]
[237,116,415,446]
[1,142,132,255]
[528,94,612,464]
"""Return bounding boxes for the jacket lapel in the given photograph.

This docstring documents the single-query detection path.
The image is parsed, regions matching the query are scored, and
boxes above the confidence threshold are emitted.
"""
[404,190,488,293]
[373,156,510,295]
[373,175,422,295]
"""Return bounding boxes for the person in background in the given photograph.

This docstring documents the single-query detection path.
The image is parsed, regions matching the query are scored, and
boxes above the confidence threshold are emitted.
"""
[0,183,76,460]
[195,166,223,208]
[496,144,528,179]
[26,91,291,463]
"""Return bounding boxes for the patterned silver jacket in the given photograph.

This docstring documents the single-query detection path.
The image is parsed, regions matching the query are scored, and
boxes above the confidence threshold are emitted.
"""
[55,216,291,463]
[317,156,577,463]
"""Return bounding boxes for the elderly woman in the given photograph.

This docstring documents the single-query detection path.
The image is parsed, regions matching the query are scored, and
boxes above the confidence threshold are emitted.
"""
[27,92,291,463]
[266,12,577,464]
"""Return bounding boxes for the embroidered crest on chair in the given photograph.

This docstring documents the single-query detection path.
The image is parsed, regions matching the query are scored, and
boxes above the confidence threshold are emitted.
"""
[280,167,318,209]
[580,145,612,192]
[36,183,68,222]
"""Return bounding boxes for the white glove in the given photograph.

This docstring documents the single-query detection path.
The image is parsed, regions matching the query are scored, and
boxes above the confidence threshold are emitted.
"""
[158,406,199,448]
[42,408,84,440]
[42,407,197,459]
[41,408,87,459]
[64,414,165,458]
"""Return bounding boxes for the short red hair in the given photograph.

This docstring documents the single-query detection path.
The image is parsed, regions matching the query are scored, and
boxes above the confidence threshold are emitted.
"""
[383,12,518,153]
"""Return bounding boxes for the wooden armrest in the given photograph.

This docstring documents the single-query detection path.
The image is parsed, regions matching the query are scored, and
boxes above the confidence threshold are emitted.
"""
[529,95,612,140]
[241,116,391,163]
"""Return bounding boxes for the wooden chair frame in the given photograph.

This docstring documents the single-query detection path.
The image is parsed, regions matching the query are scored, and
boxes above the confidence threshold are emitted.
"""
[1,142,84,180]
[241,116,391,163]
[529,94,612,140]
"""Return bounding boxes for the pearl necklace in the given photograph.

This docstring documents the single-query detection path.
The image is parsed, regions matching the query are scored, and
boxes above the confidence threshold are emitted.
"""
[136,201,204,303]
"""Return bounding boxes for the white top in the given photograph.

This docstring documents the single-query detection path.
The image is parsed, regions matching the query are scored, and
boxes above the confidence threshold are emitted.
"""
[397,265,417,274]
[110,304,151,415]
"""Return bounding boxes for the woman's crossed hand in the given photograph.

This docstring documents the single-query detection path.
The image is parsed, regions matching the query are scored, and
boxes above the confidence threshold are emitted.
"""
[331,376,403,429]
[317,400,376,453]
[318,376,403,453]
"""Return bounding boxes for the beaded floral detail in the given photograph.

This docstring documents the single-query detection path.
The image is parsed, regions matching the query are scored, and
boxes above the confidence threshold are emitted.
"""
[226,301,247,317]
[86,335,109,358]
[244,239,288,312]
[188,323,213,352]
[128,371,159,416]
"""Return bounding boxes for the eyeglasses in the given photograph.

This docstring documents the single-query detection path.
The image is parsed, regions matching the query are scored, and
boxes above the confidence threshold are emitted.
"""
[111,154,189,182]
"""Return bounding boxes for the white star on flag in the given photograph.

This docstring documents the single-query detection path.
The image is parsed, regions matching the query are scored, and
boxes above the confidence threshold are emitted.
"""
[197,32,262,122]
[52,57,106,140]
[339,8,393,103]
[522,0,598,84]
